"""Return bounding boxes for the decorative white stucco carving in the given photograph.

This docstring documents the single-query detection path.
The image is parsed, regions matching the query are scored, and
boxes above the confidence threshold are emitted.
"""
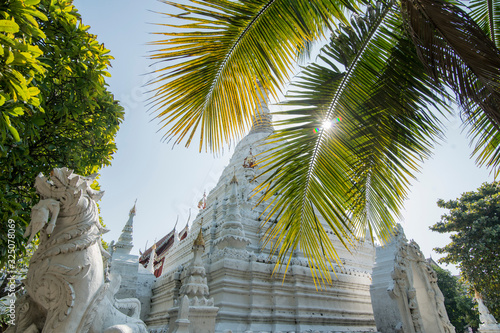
[167,229,219,333]
[371,224,455,333]
[147,243,158,274]
[213,174,250,250]
[6,168,147,333]
[476,293,500,333]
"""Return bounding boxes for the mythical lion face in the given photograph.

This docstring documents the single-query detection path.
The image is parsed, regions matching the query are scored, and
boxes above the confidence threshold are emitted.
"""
[34,167,104,214]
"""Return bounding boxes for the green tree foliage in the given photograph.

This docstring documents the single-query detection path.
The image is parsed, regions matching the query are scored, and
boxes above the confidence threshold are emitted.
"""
[433,264,479,332]
[431,182,500,321]
[0,0,124,268]
[0,0,46,144]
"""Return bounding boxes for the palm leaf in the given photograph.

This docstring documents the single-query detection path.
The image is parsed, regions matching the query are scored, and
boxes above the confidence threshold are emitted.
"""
[402,0,500,129]
[403,0,500,175]
[467,0,500,174]
[256,2,449,284]
[466,109,500,175]
[469,0,500,46]
[149,0,360,152]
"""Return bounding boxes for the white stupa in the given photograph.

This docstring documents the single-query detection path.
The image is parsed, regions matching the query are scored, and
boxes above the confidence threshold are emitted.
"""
[141,92,377,333]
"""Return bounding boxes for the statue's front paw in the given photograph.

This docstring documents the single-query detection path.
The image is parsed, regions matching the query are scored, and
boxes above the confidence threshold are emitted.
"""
[25,323,39,333]
[104,324,133,333]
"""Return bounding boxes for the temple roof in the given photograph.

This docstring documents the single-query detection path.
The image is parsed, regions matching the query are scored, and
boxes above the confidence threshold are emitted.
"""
[139,223,188,264]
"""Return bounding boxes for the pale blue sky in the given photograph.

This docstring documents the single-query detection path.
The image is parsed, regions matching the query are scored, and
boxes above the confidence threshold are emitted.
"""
[74,0,494,274]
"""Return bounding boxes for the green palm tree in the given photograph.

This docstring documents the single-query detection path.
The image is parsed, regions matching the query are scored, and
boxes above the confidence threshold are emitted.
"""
[149,0,500,283]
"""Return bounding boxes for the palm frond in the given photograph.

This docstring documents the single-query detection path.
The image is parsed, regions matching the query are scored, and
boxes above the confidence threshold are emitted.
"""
[403,0,500,128]
[467,0,500,174]
[466,110,500,175]
[469,0,500,46]
[149,0,360,152]
[256,2,449,284]
[403,0,500,175]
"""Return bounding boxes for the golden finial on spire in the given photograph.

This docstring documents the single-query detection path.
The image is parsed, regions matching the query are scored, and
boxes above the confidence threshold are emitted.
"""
[230,167,238,184]
[193,228,205,247]
[129,199,137,215]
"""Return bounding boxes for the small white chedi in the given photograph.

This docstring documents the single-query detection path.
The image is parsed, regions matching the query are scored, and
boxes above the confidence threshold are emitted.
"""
[7,168,147,333]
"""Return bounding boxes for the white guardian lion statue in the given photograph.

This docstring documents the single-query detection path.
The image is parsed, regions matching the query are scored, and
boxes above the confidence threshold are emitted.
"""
[7,168,147,333]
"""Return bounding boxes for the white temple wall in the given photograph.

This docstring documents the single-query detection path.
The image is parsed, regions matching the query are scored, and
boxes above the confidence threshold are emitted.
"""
[111,252,156,321]
[136,270,156,321]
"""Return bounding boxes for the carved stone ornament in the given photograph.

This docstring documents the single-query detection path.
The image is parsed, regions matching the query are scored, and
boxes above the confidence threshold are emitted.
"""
[371,224,455,333]
[475,293,500,333]
[242,148,257,169]
[6,168,147,333]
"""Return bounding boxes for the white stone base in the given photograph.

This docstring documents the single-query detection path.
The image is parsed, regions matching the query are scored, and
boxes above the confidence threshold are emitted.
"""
[480,325,500,333]
[146,251,376,333]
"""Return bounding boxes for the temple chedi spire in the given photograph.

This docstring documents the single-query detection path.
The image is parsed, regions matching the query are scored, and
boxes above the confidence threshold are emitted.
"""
[109,199,156,310]
[179,229,209,299]
[141,77,387,333]
[114,200,137,254]
[249,81,273,134]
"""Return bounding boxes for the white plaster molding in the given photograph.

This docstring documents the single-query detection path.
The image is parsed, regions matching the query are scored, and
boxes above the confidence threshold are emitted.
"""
[476,295,500,333]
[371,224,455,333]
